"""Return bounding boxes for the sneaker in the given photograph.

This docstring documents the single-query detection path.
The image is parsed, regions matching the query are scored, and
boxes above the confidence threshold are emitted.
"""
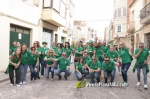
[136,82,141,86]
[119,72,122,76]
[144,85,148,89]
[10,84,13,86]
[123,82,128,86]
[23,81,26,84]
[19,82,23,85]
[41,75,44,78]
[51,78,54,81]
[16,84,20,87]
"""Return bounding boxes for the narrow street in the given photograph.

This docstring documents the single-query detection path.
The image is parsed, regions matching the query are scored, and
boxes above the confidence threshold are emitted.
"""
[0,60,150,99]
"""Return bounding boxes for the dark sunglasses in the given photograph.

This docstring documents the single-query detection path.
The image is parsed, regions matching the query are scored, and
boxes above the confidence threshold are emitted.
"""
[62,54,66,56]
[92,59,96,60]
[49,52,53,53]
[139,46,143,48]
[105,60,110,61]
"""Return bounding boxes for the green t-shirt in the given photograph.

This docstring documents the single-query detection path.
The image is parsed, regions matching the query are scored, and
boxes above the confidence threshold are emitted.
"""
[28,53,39,65]
[63,48,72,58]
[84,56,91,65]
[21,50,30,65]
[135,48,149,63]
[106,50,118,62]
[86,46,94,57]
[9,54,21,65]
[76,62,84,72]
[40,47,49,60]
[46,55,56,65]
[51,46,57,52]
[118,48,131,64]
[101,45,109,54]
[11,46,17,53]
[55,48,63,59]
[102,59,116,71]
[87,60,101,70]
[36,47,42,53]
[58,57,70,70]
[75,46,83,58]
[94,47,103,59]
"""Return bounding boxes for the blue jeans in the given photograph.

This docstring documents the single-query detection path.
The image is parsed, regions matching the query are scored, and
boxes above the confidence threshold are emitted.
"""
[29,65,38,80]
[19,64,28,82]
[90,71,100,83]
[40,60,46,76]
[137,64,147,84]
[54,61,59,70]
[121,62,131,83]
[99,56,104,65]
[45,67,54,78]
[75,70,88,80]
[56,68,72,77]
[104,69,116,83]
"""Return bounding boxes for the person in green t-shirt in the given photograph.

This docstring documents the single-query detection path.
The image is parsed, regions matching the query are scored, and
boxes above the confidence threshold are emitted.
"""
[101,41,109,55]
[93,39,104,65]
[117,38,131,85]
[106,45,121,75]
[50,52,72,80]
[20,44,30,85]
[101,56,118,83]
[33,41,42,79]
[86,40,94,58]
[134,42,150,89]
[75,57,88,80]
[40,42,49,77]
[28,46,39,81]
[44,49,56,81]
[9,47,21,87]
[63,42,72,59]
[74,41,84,71]
[86,56,101,83]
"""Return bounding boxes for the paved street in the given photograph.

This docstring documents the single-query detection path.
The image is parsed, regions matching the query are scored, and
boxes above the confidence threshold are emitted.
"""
[0,60,150,99]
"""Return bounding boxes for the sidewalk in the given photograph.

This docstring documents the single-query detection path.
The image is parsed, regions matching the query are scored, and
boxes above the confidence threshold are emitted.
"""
[0,72,9,83]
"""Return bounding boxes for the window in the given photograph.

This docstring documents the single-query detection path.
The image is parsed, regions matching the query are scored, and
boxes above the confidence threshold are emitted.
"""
[43,0,51,7]
[117,25,121,32]
[53,0,60,12]
[122,8,126,16]
[115,8,126,17]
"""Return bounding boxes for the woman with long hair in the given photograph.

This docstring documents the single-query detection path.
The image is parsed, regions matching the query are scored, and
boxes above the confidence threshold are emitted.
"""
[75,57,88,80]
[9,48,21,87]
[33,41,42,79]
[44,49,56,80]
[63,42,72,59]
[19,44,30,85]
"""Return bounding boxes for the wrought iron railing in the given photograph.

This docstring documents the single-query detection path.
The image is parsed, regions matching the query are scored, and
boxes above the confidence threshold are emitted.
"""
[140,2,150,20]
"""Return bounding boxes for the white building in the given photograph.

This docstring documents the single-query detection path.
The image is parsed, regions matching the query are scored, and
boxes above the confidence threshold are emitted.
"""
[0,0,75,71]
[113,0,128,44]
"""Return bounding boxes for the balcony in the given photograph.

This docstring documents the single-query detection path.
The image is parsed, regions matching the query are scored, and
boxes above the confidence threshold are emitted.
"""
[140,3,150,24]
[127,21,135,33]
[42,9,66,27]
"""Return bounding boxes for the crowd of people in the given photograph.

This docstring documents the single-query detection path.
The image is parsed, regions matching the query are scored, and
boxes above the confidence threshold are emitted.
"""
[7,37,150,89]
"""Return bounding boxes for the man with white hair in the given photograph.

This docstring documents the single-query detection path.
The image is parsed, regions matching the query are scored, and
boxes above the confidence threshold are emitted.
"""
[134,42,150,89]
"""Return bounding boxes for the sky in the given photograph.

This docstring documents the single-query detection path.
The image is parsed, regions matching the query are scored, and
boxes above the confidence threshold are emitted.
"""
[73,0,114,39]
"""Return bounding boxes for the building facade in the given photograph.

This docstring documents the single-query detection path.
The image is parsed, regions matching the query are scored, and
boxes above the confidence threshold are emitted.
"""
[0,0,74,71]
[127,0,150,55]
[113,0,128,44]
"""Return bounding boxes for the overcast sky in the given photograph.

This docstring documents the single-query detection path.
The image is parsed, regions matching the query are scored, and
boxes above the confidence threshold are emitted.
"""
[73,0,114,39]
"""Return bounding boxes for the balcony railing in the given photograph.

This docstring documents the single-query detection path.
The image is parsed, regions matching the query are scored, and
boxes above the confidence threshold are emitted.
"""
[140,2,150,22]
